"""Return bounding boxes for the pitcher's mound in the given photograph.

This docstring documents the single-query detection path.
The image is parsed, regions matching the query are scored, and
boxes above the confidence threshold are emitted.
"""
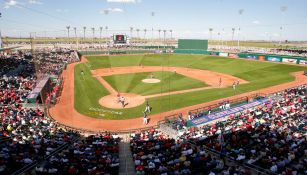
[142,78,161,83]
[99,93,145,109]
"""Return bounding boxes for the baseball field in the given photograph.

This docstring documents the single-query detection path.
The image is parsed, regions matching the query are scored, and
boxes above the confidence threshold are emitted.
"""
[68,54,306,120]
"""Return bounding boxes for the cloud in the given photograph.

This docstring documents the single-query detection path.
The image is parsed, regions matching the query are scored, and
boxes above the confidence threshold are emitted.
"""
[252,20,260,24]
[56,8,69,13]
[106,0,141,3]
[100,8,123,14]
[28,0,42,4]
[4,0,18,9]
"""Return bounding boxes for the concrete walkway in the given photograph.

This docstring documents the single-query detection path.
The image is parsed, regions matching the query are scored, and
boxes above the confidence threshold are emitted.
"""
[119,134,136,175]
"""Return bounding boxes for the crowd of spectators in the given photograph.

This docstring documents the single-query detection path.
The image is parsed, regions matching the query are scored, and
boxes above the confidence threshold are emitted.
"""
[0,75,79,174]
[130,85,306,174]
[130,128,254,175]
[0,49,82,174]
[0,49,121,174]
[35,48,79,78]
[34,133,120,175]
[181,85,306,174]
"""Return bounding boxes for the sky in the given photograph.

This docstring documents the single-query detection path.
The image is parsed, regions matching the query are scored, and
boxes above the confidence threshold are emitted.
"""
[0,0,307,41]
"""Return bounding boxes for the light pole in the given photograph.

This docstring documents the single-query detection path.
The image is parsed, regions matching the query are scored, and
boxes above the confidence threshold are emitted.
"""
[209,28,213,41]
[280,6,288,48]
[238,9,244,50]
[151,12,155,46]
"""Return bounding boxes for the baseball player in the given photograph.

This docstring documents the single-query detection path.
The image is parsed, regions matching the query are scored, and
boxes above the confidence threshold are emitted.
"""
[143,112,148,125]
[144,101,151,113]
[120,96,125,108]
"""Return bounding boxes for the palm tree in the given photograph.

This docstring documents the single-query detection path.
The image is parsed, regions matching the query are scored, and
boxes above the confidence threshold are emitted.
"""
[163,30,167,48]
[231,28,235,43]
[91,27,95,43]
[99,27,103,39]
[99,27,103,47]
[73,27,77,48]
[130,27,133,38]
[144,29,147,39]
[136,29,140,38]
[158,29,161,40]
[66,26,70,38]
[83,26,86,40]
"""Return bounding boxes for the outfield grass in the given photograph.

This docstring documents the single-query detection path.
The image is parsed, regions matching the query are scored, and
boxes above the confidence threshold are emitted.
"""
[103,71,208,95]
[74,54,307,120]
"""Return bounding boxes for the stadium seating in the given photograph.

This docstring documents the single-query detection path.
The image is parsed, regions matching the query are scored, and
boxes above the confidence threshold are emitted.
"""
[0,49,306,175]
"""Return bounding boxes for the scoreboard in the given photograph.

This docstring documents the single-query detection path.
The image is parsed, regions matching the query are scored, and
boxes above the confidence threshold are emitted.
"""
[113,35,127,44]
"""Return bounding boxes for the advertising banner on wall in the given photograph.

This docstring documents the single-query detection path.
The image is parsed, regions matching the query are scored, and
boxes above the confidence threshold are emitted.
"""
[267,57,281,62]
[210,52,219,56]
[229,53,238,58]
[258,55,265,61]
[282,58,297,64]
[219,52,228,57]
[246,55,257,60]
[299,60,307,65]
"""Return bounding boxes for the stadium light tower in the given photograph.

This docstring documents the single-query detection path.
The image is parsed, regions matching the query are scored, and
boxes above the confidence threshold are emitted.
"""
[151,12,155,45]
[238,9,244,50]
[209,28,213,40]
[280,6,288,47]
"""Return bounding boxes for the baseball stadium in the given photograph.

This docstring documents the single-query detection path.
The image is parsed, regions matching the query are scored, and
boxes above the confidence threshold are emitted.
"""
[0,0,307,174]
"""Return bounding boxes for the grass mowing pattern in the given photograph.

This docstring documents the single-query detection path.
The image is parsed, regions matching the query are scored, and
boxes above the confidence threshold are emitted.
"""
[74,54,307,120]
[103,71,208,95]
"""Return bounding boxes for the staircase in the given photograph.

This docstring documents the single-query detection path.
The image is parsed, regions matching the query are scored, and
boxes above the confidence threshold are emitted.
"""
[158,123,179,139]
[119,134,136,175]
